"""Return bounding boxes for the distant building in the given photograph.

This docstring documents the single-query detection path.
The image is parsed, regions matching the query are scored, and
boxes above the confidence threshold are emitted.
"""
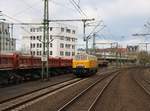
[21,23,77,58]
[0,22,16,53]
[95,48,127,57]
[127,45,139,52]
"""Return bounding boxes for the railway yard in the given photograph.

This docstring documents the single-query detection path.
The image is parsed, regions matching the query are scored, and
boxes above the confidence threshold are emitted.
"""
[0,67,149,111]
[1,0,150,110]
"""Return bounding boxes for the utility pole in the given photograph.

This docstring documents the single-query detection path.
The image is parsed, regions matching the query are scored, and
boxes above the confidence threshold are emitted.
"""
[8,24,14,51]
[139,43,150,53]
[0,12,6,54]
[83,20,88,53]
[115,42,119,68]
[132,33,150,52]
[42,0,49,80]
[10,24,13,38]
[87,25,106,54]
[92,33,96,55]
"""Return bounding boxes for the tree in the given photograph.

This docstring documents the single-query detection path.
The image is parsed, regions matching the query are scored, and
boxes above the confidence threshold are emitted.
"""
[137,51,150,65]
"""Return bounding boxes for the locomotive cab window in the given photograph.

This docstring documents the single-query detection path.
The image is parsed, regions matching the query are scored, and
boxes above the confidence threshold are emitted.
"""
[74,54,88,60]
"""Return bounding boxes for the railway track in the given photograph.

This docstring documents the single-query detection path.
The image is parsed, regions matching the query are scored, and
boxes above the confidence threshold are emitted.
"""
[132,73,150,96]
[0,78,83,111]
[58,71,119,111]
[0,69,118,111]
[0,68,112,104]
[0,75,76,104]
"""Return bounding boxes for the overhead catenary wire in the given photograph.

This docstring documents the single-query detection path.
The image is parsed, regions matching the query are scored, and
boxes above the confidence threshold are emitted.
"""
[0,12,46,51]
[71,0,87,17]
[69,0,87,18]
[50,0,75,11]
[86,20,104,40]
[13,0,43,18]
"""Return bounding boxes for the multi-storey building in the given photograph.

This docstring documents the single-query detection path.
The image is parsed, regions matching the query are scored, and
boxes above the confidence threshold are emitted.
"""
[127,45,139,52]
[21,23,77,58]
[0,22,16,53]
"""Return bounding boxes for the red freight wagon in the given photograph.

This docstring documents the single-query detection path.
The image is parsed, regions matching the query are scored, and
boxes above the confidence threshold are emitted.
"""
[0,53,15,70]
[18,55,33,69]
[60,58,72,67]
[32,57,41,68]
[0,53,72,85]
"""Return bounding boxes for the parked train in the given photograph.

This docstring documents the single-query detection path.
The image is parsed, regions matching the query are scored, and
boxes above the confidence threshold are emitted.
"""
[98,60,109,67]
[0,53,72,85]
[72,54,98,77]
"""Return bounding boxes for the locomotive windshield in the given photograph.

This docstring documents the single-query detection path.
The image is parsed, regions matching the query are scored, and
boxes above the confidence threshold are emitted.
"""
[74,54,87,60]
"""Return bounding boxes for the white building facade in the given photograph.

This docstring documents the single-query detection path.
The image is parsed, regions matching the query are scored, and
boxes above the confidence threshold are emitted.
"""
[21,23,77,58]
[0,22,16,53]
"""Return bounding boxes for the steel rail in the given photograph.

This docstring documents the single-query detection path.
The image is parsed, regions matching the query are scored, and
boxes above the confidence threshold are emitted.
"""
[0,78,82,111]
[87,72,119,111]
[0,76,76,104]
[133,75,150,96]
[1,69,118,111]
[58,70,119,111]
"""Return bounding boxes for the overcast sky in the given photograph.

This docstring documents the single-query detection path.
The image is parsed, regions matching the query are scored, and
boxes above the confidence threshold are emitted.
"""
[0,0,150,48]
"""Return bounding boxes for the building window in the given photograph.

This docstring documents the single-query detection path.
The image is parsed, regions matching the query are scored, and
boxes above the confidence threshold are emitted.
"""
[72,30,75,34]
[30,36,33,40]
[66,29,71,33]
[30,28,33,32]
[50,35,52,39]
[40,36,42,40]
[60,51,64,56]
[60,43,64,48]
[60,36,64,40]
[50,51,53,55]
[65,52,70,56]
[33,36,35,40]
[11,41,14,46]
[38,27,42,32]
[61,28,64,32]
[37,43,42,48]
[72,52,75,56]
[65,44,71,49]
[72,38,76,42]
[33,43,35,48]
[50,43,52,47]
[32,51,35,55]
[37,27,42,32]
[72,45,75,49]
[37,51,39,55]
[30,43,32,48]
[50,27,53,31]
[37,43,39,48]
[30,28,35,32]
[5,29,8,34]
[65,37,70,41]
[37,36,40,40]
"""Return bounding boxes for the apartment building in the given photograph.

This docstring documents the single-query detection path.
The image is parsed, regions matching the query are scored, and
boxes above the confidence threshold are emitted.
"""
[21,23,77,58]
[0,22,16,53]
